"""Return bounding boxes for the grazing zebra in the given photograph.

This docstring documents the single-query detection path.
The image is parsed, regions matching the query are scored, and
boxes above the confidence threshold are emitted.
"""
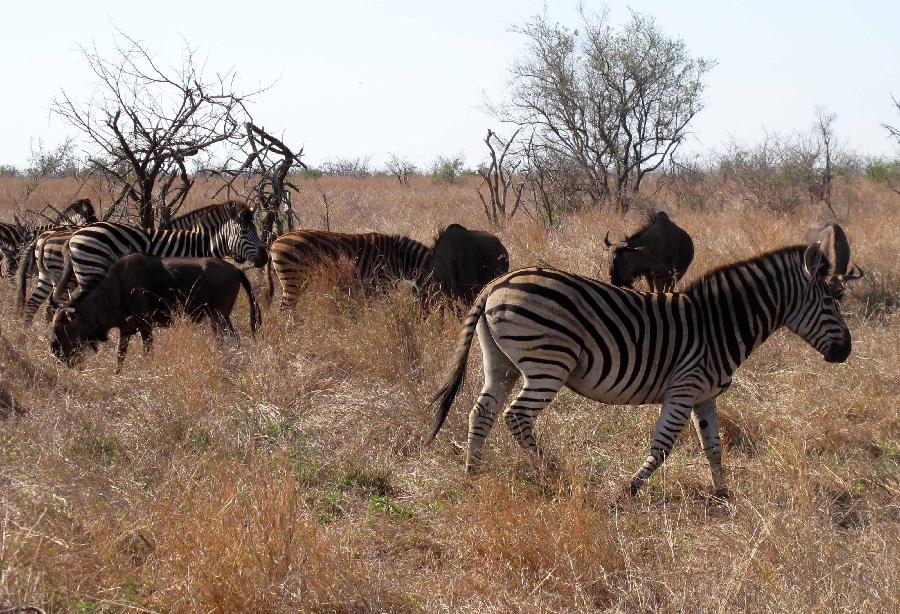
[50,201,267,305]
[270,230,432,310]
[17,228,80,323]
[0,198,97,277]
[426,243,851,497]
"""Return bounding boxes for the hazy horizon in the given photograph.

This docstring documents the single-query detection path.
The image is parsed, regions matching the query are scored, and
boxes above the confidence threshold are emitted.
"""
[2,0,899,170]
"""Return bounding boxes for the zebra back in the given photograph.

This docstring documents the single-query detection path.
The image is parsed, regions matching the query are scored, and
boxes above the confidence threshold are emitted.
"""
[270,230,433,310]
[163,201,246,231]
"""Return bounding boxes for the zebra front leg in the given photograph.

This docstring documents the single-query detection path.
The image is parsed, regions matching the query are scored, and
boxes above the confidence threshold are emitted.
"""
[629,399,693,495]
[691,398,727,498]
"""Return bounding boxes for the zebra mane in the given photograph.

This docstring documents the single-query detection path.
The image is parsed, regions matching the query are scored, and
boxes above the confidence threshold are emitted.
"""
[167,200,252,228]
[683,245,806,292]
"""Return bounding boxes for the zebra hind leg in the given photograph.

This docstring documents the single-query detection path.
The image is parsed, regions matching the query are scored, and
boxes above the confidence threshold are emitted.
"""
[691,399,727,498]
[24,276,53,325]
[466,320,519,474]
[629,399,694,495]
[500,373,568,470]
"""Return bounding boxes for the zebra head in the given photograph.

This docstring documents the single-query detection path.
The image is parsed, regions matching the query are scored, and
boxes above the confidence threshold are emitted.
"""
[213,203,268,267]
[64,198,98,226]
[785,243,852,364]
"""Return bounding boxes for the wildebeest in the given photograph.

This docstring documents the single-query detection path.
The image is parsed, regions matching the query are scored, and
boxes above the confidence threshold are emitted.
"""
[804,221,863,299]
[50,254,260,370]
[603,211,694,292]
[420,224,509,306]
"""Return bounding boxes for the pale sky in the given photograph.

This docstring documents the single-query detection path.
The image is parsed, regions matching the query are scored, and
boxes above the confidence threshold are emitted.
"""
[2,0,899,169]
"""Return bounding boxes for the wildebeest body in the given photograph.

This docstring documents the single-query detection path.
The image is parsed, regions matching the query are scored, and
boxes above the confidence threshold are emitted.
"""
[423,224,509,306]
[50,254,260,369]
[605,211,694,292]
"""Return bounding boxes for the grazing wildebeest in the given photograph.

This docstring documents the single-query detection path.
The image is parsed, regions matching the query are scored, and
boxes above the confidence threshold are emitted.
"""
[603,211,694,292]
[50,254,260,370]
[804,221,863,299]
[421,224,509,306]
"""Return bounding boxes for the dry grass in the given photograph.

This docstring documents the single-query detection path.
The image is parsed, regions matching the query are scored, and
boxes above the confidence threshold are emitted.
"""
[0,176,897,612]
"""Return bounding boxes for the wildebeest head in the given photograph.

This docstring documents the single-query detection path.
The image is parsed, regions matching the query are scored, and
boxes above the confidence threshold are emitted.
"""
[784,242,852,363]
[49,307,105,366]
[604,232,652,288]
[218,203,268,268]
[804,221,863,300]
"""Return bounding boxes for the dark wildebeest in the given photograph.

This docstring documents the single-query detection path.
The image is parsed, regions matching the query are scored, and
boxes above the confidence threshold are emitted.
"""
[804,221,863,300]
[603,211,694,292]
[421,224,510,307]
[50,254,260,370]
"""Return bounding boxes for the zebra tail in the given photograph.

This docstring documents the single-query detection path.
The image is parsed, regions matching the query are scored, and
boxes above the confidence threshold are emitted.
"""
[14,238,37,314]
[50,245,74,307]
[238,269,261,336]
[425,291,488,445]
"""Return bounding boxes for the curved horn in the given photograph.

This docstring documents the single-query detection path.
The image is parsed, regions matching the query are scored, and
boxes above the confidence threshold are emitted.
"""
[844,263,865,281]
[603,231,613,248]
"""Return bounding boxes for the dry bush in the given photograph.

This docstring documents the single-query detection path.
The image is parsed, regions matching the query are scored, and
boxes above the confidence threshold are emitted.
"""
[0,175,897,612]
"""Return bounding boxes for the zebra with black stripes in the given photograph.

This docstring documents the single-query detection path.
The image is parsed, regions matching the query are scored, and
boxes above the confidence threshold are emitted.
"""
[270,230,433,310]
[50,201,267,305]
[0,198,96,277]
[426,243,852,497]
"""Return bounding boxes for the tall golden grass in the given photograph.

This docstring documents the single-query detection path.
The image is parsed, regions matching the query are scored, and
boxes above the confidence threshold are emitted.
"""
[0,175,897,612]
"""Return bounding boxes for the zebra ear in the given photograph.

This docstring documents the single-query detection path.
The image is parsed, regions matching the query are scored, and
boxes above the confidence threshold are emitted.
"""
[803,242,831,280]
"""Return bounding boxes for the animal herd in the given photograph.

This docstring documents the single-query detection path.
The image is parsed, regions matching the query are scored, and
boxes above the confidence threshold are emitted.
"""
[1,198,864,497]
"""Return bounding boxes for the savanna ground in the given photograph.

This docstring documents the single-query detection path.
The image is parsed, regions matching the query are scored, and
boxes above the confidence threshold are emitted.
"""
[0,174,897,613]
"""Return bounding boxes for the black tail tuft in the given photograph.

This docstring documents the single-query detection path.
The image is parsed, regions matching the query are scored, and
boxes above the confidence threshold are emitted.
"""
[238,269,261,336]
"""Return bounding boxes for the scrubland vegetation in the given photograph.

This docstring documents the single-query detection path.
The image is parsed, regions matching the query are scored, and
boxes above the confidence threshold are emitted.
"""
[0,172,897,613]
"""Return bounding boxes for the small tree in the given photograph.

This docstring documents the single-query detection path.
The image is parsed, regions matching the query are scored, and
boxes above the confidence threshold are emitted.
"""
[385,153,417,185]
[476,129,526,227]
[501,9,714,212]
[52,32,255,229]
[430,155,467,183]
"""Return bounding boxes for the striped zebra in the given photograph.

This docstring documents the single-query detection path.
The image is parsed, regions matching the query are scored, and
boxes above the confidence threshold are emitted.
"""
[0,198,96,277]
[426,243,851,497]
[50,200,267,305]
[270,230,432,310]
[17,202,237,323]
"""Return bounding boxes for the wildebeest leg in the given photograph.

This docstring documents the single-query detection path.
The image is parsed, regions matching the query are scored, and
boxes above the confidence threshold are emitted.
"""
[115,332,132,373]
[140,328,153,354]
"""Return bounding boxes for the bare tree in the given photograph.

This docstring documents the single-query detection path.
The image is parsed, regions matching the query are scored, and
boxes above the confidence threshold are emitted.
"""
[52,31,255,229]
[213,123,307,245]
[476,129,526,227]
[500,9,714,212]
[385,153,417,185]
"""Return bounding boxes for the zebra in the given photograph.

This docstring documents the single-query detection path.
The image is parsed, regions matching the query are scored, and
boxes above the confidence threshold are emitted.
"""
[426,243,851,497]
[0,198,97,277]
[50,200,268,306]
[270,230,433,310]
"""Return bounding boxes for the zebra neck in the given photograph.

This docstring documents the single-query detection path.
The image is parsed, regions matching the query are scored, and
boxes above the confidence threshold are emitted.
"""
[388,236,431,279]
[687,249,803,377]
[149,229,214,257]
